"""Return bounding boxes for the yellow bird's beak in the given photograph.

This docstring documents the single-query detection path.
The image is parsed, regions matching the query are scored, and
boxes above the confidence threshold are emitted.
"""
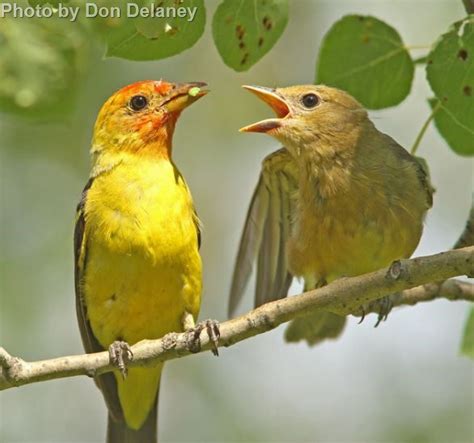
[240,85,291,133]
[164,82,209,114]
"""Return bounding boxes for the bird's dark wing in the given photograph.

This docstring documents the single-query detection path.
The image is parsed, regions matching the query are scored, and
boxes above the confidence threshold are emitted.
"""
[74,178,124,422]
[192,209,202,250]
[228,148,299,317]
[411,155,434,209]
[385,136,434,209]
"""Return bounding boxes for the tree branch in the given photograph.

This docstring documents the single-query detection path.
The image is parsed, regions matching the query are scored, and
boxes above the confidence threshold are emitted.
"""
[361,278,473,315]
[1,246,472,392]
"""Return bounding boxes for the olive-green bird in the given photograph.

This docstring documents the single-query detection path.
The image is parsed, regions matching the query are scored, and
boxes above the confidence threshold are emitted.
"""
[229,84,433,345]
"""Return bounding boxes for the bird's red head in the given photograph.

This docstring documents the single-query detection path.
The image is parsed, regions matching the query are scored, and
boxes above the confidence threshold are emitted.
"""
[92,80,208,158]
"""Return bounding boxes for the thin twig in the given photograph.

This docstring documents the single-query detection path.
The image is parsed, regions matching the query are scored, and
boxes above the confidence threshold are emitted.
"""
[411,100,441,155]
[404,45,431,50]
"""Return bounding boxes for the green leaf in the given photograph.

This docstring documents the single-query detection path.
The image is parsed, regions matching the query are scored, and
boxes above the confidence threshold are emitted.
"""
[429,98,474,156]
[0,17,89,119]
[316,15,414,109]
[460,306,474,359]
[426,17,474,156]
[212,0,289,72]
[83,0,136,37]
[104,0,205,61]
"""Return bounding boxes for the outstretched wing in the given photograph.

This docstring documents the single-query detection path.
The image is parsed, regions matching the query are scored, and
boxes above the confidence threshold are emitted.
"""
[74,178,123,422]
[228,148,299,317]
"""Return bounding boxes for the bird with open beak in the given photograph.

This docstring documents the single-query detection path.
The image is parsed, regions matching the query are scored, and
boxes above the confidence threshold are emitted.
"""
[229,84,433,345]
[74,80,214,443]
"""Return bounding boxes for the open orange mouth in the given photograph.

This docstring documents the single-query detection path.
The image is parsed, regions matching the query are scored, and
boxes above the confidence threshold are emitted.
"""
[240,85,290,133]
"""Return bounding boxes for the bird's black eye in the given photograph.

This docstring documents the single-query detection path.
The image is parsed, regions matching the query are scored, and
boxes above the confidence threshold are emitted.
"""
[301,93,319,108]
[129,95,148,111]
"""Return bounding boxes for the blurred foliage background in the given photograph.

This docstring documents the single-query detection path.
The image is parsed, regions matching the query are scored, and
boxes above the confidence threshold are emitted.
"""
[1,1,473,442]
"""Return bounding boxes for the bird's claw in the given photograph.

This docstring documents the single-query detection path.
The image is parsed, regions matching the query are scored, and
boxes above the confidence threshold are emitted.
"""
[185,319,220,356]
[374,296,393,328]
[108,340,133,379]
[358,306,366,324]
[356,295,393,327]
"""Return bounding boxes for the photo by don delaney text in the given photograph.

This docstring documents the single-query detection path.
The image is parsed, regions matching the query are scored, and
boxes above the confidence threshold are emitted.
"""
[0,2,199,22]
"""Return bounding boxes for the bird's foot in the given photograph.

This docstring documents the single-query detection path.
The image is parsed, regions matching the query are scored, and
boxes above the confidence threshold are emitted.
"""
[185,319,221,356]
[356,295,394,327]
[108,340,133,379]
[373,295,393,327]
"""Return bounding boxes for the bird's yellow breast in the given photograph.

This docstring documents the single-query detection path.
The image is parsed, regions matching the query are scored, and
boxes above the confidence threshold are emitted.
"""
[83,154,201,346]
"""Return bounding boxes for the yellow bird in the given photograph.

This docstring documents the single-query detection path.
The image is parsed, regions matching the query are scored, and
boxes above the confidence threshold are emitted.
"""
[74,80,209,442]
[229,84,433,345]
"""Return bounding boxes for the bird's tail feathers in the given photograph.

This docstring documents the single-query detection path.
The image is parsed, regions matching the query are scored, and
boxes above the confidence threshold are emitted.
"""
[284,311,347,346]
[106,397,158,443]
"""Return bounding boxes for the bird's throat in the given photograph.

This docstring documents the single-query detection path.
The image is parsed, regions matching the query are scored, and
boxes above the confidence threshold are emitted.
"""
[296,143,355,204]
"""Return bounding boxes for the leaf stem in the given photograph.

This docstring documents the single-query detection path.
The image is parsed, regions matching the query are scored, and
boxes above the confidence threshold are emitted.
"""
[413,55,428,65]
[405,45,431,50]
[411,101,442,155]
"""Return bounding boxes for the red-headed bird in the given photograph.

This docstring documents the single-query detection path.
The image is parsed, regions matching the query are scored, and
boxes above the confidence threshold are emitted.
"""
[75,80,209,442]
